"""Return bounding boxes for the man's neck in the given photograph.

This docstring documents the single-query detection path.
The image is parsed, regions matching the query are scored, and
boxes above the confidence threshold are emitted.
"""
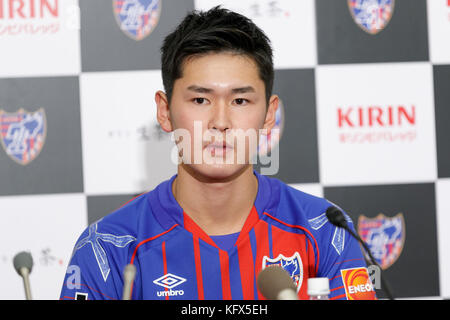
[172,165,258,236]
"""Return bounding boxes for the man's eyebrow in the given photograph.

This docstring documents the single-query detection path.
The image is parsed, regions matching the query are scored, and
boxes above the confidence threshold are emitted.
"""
[231,86,255,94]
[186,85,256,94]
[187,85,213,93]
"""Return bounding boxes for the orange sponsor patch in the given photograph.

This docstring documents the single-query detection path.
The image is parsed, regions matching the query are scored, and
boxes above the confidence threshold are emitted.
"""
[340,267,376,300]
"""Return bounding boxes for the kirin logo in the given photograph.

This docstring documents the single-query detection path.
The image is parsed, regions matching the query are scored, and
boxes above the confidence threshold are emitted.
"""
[0,108,46,165]
[113,0,161,41]
[348,0,395,35]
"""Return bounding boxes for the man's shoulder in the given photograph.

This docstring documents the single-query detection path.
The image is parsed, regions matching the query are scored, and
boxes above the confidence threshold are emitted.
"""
[84,188,169,245]
[266,177,332,226]
[269,179,360,263]
[94,193,149,234]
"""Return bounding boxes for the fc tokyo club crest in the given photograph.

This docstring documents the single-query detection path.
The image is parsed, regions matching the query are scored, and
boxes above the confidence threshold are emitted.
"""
[0,108,47,165]
[358,213,405,269]
[348,0,395,35]
[113,0,161,41]
[262,252,303,292]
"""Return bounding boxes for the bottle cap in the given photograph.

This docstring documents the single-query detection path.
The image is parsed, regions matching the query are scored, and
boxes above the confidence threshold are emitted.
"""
[307,277,330,296]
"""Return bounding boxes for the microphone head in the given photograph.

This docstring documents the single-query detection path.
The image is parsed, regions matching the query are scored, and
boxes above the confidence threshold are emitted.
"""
[257,266,297,300]
[326,206,348,228]
[13,251,33,276]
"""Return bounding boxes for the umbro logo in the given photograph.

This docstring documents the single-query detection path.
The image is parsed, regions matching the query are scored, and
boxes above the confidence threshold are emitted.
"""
[153,273,186,289]
[153,273,186,297]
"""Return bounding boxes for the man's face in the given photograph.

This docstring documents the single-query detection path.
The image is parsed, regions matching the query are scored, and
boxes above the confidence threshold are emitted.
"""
[157,52,278,181]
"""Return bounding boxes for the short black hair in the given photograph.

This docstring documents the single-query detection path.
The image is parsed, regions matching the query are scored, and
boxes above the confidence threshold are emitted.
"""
[160,6,274,105]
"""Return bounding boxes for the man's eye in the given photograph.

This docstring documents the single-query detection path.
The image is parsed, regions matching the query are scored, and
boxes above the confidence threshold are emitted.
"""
[193,98,207,104]
[234,98,248,105]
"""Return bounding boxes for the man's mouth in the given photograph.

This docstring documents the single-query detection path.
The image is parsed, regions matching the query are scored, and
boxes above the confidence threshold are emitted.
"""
[204,141,234,157]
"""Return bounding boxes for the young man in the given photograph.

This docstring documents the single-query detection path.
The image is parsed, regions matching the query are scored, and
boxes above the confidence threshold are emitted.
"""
[60,6,376,300]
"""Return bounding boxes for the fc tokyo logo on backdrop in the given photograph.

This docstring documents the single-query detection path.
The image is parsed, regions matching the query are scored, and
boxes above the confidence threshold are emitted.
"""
[0,108,46,165]
[348,0,395,35]
[357,213,405,269]
[113,0,161,41]
[262,252,303,292]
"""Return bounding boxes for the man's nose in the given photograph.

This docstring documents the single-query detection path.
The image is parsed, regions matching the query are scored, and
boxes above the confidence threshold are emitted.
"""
[209,100,231,132]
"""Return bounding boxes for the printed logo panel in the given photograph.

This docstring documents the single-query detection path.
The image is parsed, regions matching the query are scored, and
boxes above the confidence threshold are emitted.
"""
[0,77,83,196]
[358,213,405,270]
[80,71,176,195]
[0,194,87,299]
[316,62,437,185]
[434,65,450,178]
[348,0,395,35]
[194,0,317,68]
[341,267,376,300]
[0,108,46,165]
[324,183,439,298]
[316,0,429,64]
[80,0,194,72]
[255,68,319,182]
[112,0,161,41]
[0,0,80,77]
[427,0,450,63]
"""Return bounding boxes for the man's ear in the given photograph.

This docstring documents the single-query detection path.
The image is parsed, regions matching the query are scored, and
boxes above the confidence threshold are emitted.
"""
[262,94,279,135]
[155,90,173,132]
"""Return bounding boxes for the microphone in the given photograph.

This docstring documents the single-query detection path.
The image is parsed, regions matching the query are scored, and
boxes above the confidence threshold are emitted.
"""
[325,206,395,300]
[13,251,33,300]
[257,265,298,300]
[122,264,136,300]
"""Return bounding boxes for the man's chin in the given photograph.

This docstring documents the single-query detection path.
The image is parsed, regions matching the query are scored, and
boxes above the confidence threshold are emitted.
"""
[180,163,251,183]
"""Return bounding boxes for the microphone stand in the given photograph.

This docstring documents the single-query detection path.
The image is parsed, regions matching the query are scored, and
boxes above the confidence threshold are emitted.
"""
[13,252,33,300]
[343,225,395,300]
[20,267,32,300]
[122,264,136,300]
[326,206,395,300]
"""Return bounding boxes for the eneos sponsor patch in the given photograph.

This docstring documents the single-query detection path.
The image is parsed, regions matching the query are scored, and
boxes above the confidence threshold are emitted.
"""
[341,267,376,300]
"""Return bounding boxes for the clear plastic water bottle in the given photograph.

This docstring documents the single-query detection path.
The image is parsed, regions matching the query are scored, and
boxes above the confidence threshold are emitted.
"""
[307,277,330,300]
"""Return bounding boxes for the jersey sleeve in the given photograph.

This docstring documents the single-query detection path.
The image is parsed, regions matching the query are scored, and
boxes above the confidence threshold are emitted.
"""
[59,222,136,300]
[315,208,377,300]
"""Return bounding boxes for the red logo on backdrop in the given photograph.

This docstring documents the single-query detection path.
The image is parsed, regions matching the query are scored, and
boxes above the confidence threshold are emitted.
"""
[336,105,417,144]
[0,0,60,36]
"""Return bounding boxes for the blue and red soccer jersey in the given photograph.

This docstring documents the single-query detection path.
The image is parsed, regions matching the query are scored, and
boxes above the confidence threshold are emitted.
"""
[60,170,376,300]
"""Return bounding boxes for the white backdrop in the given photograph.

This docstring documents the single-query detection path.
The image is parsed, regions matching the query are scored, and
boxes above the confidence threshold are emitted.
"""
[0,0,449,299]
